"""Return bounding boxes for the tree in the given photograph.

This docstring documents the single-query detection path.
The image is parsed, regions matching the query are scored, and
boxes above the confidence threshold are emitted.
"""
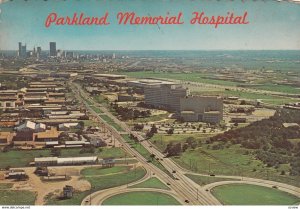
[150,124,158,134]
[165,142,182,157]
[166,128,174,135]
[146,131,154,139]
[150,154,156,161]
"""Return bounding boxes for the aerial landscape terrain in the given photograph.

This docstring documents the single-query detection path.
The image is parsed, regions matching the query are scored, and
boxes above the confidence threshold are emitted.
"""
[0,48,300,205]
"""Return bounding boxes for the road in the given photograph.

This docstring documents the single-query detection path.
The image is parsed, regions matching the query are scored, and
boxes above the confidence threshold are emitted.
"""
[71,81,300,205]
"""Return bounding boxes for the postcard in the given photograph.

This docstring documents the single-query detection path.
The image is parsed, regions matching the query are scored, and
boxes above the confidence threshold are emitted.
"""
[0,0,299,207]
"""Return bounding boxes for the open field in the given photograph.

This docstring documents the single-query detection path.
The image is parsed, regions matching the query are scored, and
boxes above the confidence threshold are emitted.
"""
[151,133,215,152]
[0,147,130,169]
[185,174,239,186]
[0,190,36,205]
[192,89,300,106]
[172,144,300,187]
[129,113,170,124]
[45,191,89,205]
[211,184,300,205]
[0,183,13,189]
[102,191,180,205]
[82,166,146,190]
[120,71,299,94]
[99,114,124,131]
[130,177,170,190]
[81,166,130,176]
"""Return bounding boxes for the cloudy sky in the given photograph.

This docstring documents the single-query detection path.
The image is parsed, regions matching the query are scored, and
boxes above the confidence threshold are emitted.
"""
[0,0,299,50]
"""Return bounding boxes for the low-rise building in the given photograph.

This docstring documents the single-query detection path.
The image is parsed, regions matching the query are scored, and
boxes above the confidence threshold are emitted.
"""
[180,96,223,123]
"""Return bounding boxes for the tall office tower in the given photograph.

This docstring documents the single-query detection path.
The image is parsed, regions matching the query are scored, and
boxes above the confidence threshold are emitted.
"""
[49,42,57,57]
[36,46,42,56]
[21,45,27,58]
[18,42,22,57]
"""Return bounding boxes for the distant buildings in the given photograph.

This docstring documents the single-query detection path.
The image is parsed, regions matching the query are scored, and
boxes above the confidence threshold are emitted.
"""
[49,42,57,57]
[180,96,223,123]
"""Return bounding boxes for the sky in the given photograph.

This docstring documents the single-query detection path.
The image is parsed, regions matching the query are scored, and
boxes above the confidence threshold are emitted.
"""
[0,0,300,50]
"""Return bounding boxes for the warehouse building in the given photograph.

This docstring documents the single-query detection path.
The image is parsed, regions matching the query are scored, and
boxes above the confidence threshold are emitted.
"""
[34,156,98,166]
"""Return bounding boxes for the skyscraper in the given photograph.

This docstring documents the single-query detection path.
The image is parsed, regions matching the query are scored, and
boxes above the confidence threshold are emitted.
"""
[18,42,22,57]
[18,42,27,58]
[37,47,42,58]
[49,42,57,57]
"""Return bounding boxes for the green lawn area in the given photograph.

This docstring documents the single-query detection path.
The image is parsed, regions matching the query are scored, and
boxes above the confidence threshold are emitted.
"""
[172,144,300,187]
[0,147,130,169]
[91,106,103,114]
[0,149,50,168]
[121,71,239,87]
[130,113,170,123]
[211,184,300,205]
[83,166,146,190]
[45,191,90,205]
[185,174,239,186]
[81,166,130,176]
[102,191,180,205]
[100,114,124,131]
[80,119,98,127]
[0,190,36,205]
[192,89,300,106]
[0,183,13,189]
[151,133,214,152]
[121,71,299,94]
[130,177,170,190]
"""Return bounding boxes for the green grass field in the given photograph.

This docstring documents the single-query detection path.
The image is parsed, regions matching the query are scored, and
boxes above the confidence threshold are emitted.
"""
[120,71,299,94]
[81,166,130,176]
[130,177,170,190]
[82,166,146,190]
[191,88,300,106]
[130,113,170,123]
[45,191,90,205]
[172,144,300,187]
[99,114,124,131]
[0,147,130,169]
[151,133,214,152]
[0,183,13,189]
[185,174,239,186]
[102,191,180,205]
[0,190,36,205]
[211,184,300,205]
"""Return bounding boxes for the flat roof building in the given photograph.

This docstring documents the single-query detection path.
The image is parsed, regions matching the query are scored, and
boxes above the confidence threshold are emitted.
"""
[180,96,223,123]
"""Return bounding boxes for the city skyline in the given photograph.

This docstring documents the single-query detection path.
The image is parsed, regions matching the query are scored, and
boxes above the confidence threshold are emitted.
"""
[0,0,300,50]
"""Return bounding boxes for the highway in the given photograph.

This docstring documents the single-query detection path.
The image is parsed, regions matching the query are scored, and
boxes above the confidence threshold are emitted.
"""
[70,81,300,205]
[71,81,220,205]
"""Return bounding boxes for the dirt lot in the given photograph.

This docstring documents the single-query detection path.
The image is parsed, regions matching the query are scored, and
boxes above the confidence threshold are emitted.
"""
[0,166,91,205]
